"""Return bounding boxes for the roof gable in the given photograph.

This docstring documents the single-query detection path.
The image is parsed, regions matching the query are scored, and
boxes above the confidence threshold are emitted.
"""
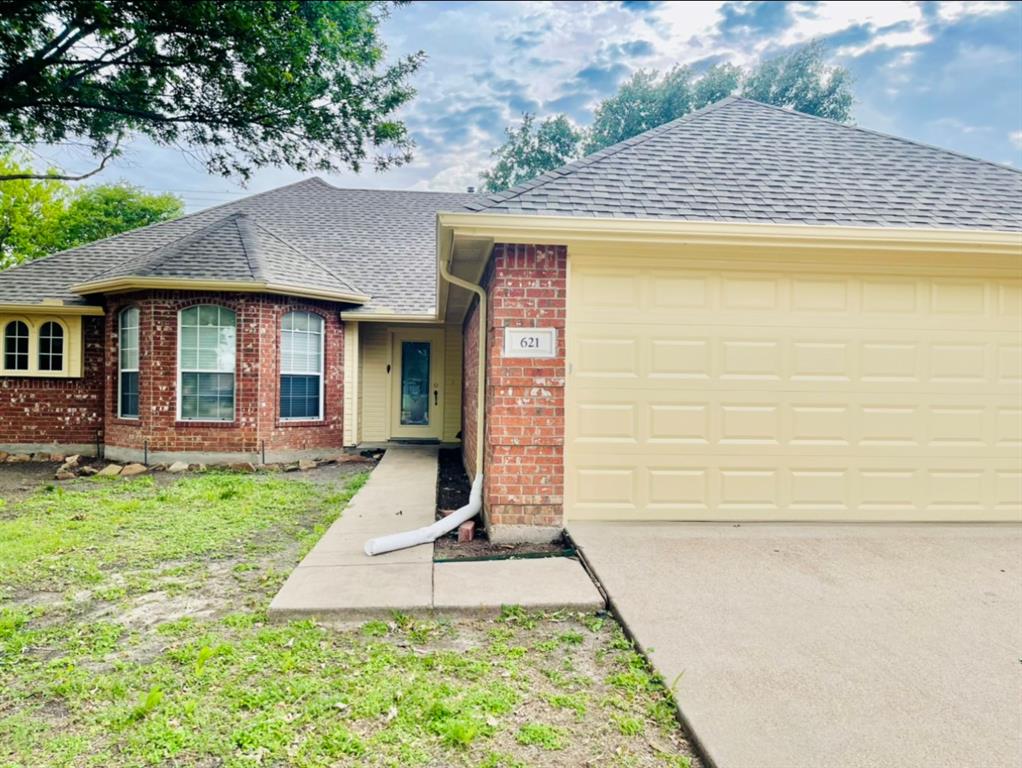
[467,97,1022,231]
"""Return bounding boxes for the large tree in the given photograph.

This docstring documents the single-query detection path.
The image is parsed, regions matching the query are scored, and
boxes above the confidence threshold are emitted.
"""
[0,1,421,182]
[0,152,183,269]
[482,43,853,192]
[480,114,582,194]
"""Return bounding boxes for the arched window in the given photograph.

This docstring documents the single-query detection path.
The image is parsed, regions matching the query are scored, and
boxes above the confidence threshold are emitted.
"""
[38,321,64,371]
[280,311,323,420]
[178,305,236,421]
[119,308,140,418]
[3,321,28,371]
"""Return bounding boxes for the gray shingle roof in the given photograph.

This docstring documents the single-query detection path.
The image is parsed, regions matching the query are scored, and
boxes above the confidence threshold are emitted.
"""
[1,97,1018,314]
[78,212,364,299]
[0,180,478,313]
[467,97,1022,231]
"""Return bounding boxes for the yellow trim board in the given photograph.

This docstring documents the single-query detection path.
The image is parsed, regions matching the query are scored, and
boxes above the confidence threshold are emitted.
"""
[0,303,104,316]
[70,276,369,304]
[340,312,438,323]
[438,212,1022,257]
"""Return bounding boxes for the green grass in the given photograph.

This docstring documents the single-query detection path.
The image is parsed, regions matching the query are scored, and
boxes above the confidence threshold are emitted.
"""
[0,468,699,768]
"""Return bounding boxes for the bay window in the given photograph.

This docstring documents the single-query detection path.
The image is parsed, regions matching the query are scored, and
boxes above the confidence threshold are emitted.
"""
[178,305,236,421]
[280,311,323,420]
[118,307,140,418]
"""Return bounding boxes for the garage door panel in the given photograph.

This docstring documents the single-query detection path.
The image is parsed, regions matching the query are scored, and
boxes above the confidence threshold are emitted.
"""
[569,456,1022,521]
[573,326,1018,394]
[570,263,1020,331]
[567,257,1022,522]
[570,387,1013,457]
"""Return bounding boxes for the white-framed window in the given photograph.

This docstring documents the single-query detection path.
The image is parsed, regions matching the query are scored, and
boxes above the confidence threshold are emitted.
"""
[279,310,324,420]
[178,305,236,421]
[118,307,140,418]
[3,320,29,370]
[38,320,64,372]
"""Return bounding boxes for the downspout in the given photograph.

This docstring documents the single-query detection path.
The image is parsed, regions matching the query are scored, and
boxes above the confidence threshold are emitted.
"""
[363,248,487,556]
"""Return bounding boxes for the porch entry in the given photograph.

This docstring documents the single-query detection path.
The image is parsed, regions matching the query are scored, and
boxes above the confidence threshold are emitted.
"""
[390,328,444,440]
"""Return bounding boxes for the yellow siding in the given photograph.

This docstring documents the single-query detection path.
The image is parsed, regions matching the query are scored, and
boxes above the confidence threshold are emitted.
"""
[356,322,463,444]
[443,324,463,442]
[359,323,391,442]
[342,321,359,445]
[566,251,1022,523]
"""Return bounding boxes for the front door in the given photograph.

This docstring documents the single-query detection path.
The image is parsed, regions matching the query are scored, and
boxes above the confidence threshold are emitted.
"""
[390,329,444,439]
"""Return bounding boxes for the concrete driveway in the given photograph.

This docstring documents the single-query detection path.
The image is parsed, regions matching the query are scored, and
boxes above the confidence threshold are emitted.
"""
[570,522,1022,768]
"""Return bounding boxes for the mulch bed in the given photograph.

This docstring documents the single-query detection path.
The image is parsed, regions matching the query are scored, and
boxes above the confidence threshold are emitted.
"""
[433,447,572,561]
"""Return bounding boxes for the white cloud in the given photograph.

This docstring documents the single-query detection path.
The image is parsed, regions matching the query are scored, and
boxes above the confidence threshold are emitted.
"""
[1010,130,1022,149]
[936,2,1012,23]
[780,1,925,48]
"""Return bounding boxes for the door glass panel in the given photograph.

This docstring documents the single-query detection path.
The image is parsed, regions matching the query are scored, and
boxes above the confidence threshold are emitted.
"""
[400,341,430,426]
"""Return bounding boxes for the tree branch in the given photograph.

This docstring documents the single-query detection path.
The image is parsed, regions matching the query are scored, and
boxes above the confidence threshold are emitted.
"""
[0,136,121,182]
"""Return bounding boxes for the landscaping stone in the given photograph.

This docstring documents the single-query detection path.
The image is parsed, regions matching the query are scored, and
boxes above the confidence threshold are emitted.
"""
[229,462,255,473]
[298,459,317,471]
[8,454,30,463]
[284,463,300,472]
[0,451,8,462]
[336,453,373,464]
[63,455,80,468]
[55,470,76,481]
[121,463,148,477]
[167,461,189,473]
[49,453,65,462]
[79,466,98,476]
[31,452,49,462]
[457,520,475,543]
[97,464,123,477]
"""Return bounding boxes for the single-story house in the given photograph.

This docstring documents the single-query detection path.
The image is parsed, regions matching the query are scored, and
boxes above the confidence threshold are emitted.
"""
[1,97,1019,540]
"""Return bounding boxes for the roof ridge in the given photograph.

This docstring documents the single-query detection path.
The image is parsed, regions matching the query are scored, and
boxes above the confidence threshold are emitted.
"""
[730,96,1022,176]
[87,212,248,281]
[307,177,482,198]
[250,219,366,296]
[470,96,742,211]
[233,214,265,280]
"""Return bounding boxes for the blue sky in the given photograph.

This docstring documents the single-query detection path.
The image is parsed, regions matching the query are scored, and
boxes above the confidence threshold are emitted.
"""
[37,0,1022,211]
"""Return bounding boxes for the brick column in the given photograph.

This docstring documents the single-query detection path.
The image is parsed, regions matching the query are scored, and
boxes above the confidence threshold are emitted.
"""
[483,243,567,543]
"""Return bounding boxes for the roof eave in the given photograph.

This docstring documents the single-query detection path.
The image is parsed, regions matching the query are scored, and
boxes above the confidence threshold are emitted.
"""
[68,276,370,305]
[0,302,104,316]
[437,212,1022,257]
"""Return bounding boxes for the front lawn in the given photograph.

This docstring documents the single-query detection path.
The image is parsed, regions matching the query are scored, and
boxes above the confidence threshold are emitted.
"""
[0,468,700,767]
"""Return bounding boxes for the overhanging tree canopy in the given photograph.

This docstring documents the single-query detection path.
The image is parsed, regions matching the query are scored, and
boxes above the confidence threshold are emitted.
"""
[0,0,422,181]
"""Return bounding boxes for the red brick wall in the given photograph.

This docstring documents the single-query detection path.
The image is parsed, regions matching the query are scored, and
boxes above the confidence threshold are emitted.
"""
[481,244,567,533]
[102,291,345,457]
[0,316,105,449]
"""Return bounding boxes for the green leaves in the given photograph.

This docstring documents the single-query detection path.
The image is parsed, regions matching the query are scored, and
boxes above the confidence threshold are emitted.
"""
[128,686,164,722]
[0,1,421,180]
[0,153,183,269]
[480,113,584,193]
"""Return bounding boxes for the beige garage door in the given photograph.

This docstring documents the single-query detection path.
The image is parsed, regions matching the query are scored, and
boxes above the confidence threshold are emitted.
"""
[566,253,1022,522]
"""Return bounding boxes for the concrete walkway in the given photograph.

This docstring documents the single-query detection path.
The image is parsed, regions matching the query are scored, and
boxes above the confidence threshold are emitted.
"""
[269,446,602,619]
[570,521,1022,768]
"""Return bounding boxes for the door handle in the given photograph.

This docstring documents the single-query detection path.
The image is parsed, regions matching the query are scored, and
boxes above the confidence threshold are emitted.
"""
[434,389,438,406]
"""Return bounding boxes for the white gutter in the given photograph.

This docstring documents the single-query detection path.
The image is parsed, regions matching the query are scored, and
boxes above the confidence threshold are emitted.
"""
[364,249,488,557]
